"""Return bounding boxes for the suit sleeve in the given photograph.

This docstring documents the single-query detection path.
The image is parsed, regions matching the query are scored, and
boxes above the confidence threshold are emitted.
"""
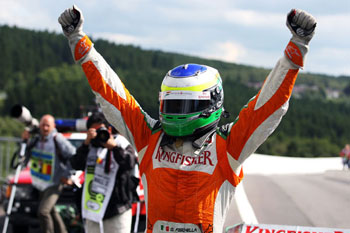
[225,40,309,174]
[55,133,77,160]
[70,144,89,171]
[112,134,138,170]
[67,35,157,157]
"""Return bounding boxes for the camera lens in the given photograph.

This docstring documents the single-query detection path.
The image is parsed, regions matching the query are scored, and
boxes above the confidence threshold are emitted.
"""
[96,127,110,143]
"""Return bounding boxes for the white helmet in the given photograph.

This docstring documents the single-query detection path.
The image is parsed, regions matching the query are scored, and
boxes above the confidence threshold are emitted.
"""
[159,64,224,137]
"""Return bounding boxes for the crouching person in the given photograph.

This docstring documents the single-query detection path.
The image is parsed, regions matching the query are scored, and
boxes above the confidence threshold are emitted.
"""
[70,112,138,233]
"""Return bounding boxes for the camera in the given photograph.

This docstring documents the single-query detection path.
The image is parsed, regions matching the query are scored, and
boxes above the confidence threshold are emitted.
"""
[91,127,110,147]
[96,127,110,143]
[10,104,39,133]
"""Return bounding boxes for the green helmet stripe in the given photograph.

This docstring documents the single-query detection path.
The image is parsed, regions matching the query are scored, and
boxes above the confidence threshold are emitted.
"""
[161,108,222,136]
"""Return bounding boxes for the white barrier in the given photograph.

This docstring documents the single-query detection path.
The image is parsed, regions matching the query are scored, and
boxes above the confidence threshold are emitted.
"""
[243,153,343,175]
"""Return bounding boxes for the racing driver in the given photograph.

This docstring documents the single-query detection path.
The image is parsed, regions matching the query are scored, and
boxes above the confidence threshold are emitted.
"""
[59,6,316,233]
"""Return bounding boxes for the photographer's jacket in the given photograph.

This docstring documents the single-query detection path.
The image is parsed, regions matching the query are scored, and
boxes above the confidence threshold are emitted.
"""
[27,129,76,191]
[70,134,137,220]
[68,34,308,232]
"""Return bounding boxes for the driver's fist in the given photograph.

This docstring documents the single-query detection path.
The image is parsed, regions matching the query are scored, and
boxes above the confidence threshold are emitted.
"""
[286,9,316,44]
[58,5,84,37]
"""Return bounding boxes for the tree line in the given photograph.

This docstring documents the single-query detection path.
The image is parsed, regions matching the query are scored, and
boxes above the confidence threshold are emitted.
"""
[1,25,350,157]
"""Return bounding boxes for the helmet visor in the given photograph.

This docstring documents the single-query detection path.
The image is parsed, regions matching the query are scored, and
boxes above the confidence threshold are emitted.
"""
[159,91,211,114]
[161,99,211,114]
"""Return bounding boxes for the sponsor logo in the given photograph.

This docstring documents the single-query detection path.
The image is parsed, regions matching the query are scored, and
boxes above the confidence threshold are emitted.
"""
[198,91,210,99]
[245,225,344,233]
[152,138,217,174]
[284,41,303,67]
[155,221,211,233]
[161,91,210,100]
[86,200,100,211]
[164,91,191,96]
[75,35,92,61]
[78,37,91,56]
[160,224,199,232]
[285,45,301,58]
[155,147,214,167]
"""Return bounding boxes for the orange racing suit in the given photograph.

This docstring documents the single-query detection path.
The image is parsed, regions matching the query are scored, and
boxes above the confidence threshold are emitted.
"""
[68,34,307,233]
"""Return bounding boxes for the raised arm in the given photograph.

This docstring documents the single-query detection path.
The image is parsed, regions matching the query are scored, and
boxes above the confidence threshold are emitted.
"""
[225,9,317,170]
[58,6,157,153]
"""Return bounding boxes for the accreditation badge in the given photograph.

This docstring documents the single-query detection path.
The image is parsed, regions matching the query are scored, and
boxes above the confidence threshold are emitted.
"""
[30,149,55,191]
[82,147,119,222]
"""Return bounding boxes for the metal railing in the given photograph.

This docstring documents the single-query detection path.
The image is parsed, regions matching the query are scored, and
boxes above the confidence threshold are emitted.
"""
[0,137,21,183]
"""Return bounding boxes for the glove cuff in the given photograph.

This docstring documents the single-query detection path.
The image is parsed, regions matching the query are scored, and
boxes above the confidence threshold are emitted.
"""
[284,40,309,68]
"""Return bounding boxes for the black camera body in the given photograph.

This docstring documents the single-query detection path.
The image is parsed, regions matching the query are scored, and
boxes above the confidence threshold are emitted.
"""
[91,127,110,147]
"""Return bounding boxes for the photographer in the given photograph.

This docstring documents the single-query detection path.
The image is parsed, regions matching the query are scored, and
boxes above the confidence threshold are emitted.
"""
[70,112,138,233]
[22,114,76,233]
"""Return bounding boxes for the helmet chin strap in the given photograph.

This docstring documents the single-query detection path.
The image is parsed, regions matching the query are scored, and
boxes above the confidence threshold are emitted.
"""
[222,108,230,118]
[192,108,229,151]
[160,133,176,147]
[159,121,217,149]
[159,127,216,156]
[192,127,216,152]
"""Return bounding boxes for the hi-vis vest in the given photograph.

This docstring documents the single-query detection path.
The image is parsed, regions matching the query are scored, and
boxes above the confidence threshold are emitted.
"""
[30,135,56,191]
[82,146,119,223]
[72,34,305,233]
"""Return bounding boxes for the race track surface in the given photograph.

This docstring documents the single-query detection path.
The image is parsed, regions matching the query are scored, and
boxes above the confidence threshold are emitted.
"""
[224,154,350,230]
